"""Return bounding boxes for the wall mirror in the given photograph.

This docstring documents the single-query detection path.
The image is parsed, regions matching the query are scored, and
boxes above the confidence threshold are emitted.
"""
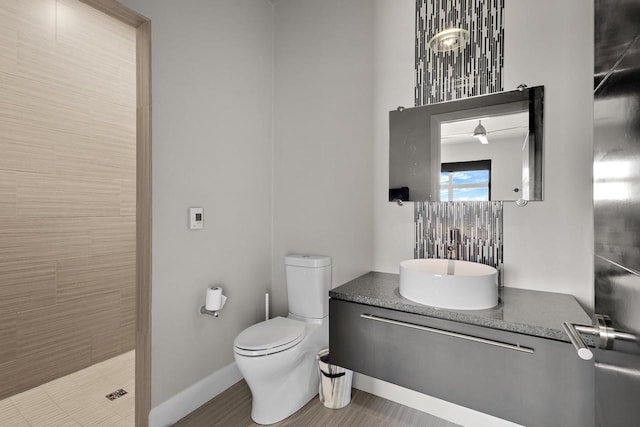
[389,86,544,202]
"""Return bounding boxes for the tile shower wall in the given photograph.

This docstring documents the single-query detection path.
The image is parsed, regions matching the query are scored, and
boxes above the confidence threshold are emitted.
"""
[415,0,504,105]
[414,0,505,273]
[0,0,136,399]
[415,202,503,281]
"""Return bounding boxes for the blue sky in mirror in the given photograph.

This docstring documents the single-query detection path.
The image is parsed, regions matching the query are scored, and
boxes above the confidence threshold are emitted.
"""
[440,171,490,201]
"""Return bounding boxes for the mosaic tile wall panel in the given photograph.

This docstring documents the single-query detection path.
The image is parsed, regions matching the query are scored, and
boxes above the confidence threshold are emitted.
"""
[415,0,504,105]
[415,201,503,283]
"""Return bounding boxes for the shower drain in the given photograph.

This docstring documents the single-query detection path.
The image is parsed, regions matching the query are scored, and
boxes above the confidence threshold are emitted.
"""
[105,389,128,401]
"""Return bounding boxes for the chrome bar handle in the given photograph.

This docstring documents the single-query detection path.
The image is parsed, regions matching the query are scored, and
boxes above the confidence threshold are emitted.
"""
[562,322,593,360]
[563,314,637,361]
[361,313,534,354]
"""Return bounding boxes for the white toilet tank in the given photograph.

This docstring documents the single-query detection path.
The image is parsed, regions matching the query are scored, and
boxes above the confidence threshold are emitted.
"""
[285,255,331,319]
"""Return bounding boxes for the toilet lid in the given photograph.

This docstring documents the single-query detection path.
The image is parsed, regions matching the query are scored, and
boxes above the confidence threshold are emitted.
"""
[234,317,305,356]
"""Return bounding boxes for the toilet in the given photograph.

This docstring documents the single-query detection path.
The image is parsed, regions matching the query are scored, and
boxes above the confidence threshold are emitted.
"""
[233,254,331,425]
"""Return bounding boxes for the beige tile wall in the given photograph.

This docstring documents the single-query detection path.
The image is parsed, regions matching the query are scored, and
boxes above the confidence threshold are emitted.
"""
[0,0,136,399]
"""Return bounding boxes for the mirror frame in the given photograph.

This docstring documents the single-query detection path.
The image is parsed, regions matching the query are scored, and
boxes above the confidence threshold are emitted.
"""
[389,86,544,202]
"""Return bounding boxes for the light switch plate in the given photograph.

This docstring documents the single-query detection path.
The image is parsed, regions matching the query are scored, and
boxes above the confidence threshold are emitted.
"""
[189,207,204,230]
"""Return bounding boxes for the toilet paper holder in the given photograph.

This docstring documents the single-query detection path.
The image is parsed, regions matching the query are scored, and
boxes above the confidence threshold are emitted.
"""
[200,305,221,318]
[201,286,227,318]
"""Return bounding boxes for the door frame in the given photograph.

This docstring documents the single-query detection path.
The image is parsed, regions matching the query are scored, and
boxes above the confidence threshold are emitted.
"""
[78,1,151,425]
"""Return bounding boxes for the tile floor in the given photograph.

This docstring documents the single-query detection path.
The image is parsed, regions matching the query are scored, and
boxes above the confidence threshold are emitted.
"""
[176,379,459,427]
[0,351,135,427]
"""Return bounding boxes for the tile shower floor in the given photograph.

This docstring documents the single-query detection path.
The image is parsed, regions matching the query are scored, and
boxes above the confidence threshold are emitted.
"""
[0,351,135,426]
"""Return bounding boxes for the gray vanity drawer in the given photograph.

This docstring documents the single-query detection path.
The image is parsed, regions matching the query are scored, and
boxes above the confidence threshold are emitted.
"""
[329,299,594,427]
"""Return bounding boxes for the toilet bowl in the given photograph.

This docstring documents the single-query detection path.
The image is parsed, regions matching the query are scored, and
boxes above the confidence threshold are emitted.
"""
[233,254,331,425]
[234,315,328,425]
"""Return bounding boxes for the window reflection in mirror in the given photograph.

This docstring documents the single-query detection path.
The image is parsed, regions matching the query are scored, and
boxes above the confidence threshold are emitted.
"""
[440,160,491,201]
[440,111,529,200]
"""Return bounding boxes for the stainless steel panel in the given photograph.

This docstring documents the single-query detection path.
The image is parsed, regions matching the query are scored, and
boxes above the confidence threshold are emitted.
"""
[594,36,640,274]
[593,258,640,427]
[594,0,640,86]
[595,257,640,337]
[594,1,640,424]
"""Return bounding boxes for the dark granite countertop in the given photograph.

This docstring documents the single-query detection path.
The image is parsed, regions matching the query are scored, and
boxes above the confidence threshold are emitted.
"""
[329,271,592,343]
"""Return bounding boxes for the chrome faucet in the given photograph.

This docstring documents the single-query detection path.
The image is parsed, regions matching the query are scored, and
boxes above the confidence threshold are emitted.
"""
[447,228,460,260]
[446,245,457,259]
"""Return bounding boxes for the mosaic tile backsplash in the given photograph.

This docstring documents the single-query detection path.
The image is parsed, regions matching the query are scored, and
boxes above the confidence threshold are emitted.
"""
[413,0,505,280]
[415,201,504,284]
[415,0,504,105]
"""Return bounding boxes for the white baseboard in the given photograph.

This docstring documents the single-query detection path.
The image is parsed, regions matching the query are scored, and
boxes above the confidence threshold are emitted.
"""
[149,362,242,427]
[352,373,523,427]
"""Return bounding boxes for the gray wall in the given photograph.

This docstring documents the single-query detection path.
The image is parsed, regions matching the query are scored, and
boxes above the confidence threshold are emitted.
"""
[117,0,274,407]
[502,0,594,309]
[271,0,375,316]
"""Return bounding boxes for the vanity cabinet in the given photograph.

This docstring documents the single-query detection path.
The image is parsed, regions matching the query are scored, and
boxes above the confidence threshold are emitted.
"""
[329,299,594,427]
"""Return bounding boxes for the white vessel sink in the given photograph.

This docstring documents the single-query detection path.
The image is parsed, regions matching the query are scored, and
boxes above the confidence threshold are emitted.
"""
[399,259,498,310]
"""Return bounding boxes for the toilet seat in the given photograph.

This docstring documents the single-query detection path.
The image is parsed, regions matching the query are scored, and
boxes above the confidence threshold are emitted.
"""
[234,316,305,357]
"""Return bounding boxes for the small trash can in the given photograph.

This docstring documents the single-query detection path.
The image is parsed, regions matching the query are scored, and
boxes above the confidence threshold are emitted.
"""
[317,348,353,409]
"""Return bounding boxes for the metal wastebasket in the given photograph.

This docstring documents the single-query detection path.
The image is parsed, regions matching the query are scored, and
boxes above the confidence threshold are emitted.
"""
[317,348,353,409]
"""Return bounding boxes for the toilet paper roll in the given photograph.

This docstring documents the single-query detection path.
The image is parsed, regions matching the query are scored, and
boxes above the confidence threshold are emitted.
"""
[205,286,227,311]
